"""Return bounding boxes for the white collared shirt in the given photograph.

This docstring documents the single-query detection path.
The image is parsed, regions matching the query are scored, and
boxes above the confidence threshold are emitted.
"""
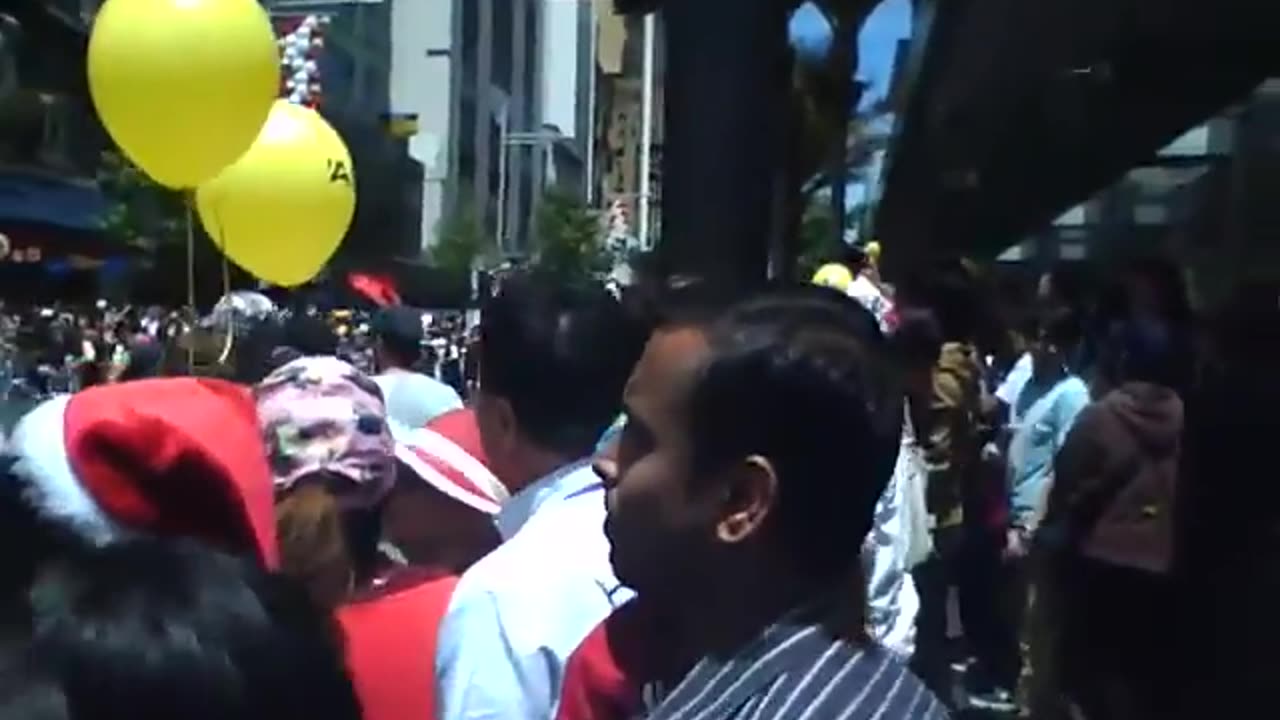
[435,460,633,720]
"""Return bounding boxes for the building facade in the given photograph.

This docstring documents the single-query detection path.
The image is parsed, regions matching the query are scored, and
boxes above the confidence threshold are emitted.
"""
[596,10,665,252]
[450,0,600,257]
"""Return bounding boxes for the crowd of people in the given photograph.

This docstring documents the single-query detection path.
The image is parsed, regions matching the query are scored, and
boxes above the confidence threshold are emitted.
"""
[0,256,1271,720]
[0,298,478,413]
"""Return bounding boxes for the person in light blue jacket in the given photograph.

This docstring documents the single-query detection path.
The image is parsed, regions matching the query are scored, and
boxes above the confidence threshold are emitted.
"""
[973,306,1091,712]
[1007,307,1092,544]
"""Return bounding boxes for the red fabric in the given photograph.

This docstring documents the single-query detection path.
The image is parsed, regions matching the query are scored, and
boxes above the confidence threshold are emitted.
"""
[426,409,488,466]
[405,444,497,511]
[65,378,279,568]
[347,272,402,307]
[338,569,459,720]
[396,408,502,514]
[556,600,656,720]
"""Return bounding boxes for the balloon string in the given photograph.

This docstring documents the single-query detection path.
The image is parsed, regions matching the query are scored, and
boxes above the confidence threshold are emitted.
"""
[185,196,196,368]
[217,248,234,365]
[214,210,235,366]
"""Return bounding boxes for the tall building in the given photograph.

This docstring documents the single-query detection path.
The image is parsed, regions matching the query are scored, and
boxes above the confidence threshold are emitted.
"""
[451,0,599,257]
[387,0,452,255]
[0,1,117,301]
[266,1,606,257]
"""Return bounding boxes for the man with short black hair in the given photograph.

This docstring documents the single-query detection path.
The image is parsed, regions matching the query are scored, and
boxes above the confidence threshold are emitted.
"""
[598,286,946,720]
[371,306,462,428]
[435,272,650,720]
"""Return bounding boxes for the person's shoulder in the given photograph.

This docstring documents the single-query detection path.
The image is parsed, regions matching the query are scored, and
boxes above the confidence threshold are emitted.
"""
[813,645,948,719]
[448,537,527,607]
[1059,375,1090,398]
[448,519,594,610]
[404,372,462,400]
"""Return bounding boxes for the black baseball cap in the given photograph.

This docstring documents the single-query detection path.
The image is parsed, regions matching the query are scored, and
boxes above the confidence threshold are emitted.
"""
[371,306,424,350]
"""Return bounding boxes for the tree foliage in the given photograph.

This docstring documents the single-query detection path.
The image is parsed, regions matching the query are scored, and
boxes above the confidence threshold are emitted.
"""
[432,197,492,278]
[795,198,845,279]
[532,189,612,281]
[97,150,188,251]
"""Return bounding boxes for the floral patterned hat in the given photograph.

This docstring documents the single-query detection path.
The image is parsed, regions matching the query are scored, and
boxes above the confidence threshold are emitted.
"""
[254,356,395,509]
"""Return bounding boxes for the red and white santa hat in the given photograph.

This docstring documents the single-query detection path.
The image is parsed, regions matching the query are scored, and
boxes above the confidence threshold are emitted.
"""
[6,378,279,568]
[390,409,508,515]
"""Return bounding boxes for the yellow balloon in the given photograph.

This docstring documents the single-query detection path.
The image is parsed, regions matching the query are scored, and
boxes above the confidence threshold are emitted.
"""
[88,0,278,188]
[812,263,854,292]
[865,241,882,262]
[196,102,356,287]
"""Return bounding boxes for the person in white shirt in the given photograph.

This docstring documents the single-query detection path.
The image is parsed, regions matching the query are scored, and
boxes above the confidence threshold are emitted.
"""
[370,306,463,428]
[865,307,945,657]
[435,273,650,720]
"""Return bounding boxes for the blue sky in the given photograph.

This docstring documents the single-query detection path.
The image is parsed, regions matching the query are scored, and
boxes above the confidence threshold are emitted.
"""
[788,0,913,117]
[788,0,913,232]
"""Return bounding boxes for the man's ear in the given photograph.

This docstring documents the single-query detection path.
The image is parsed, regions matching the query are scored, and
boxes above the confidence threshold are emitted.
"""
[714,455,778,544]
[491,395,519,451]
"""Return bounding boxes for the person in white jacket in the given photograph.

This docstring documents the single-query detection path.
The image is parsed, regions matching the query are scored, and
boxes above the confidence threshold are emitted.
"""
[854,291,940,657]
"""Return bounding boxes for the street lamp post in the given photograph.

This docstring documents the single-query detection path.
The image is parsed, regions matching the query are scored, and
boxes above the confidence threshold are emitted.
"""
[496,128,563,255]
[637,13,657,251]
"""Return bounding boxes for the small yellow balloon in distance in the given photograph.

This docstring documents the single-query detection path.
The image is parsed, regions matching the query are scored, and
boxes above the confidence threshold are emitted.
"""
[865,240,882,264]
[812,263,854,292]
[88,0,278,188]
[196,101,356,287]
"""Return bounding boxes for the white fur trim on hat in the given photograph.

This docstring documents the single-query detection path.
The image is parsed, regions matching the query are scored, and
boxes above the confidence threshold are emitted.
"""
[8,395,124,546]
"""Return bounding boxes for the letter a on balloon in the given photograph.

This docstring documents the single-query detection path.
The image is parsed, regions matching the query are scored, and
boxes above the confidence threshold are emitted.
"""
[196,101,356,287]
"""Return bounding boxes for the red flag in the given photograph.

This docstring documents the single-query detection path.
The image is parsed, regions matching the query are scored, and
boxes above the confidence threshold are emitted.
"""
[347,272,401,307]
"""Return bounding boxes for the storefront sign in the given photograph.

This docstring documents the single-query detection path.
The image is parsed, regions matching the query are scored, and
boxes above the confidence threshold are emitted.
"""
[0,232,42,263]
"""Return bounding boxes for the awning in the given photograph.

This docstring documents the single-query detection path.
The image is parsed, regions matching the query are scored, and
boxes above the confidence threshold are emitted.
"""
[0,169,107,231]
[875,0,1277,264]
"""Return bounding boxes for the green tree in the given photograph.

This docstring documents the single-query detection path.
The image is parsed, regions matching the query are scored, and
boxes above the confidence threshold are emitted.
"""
[795,198,845,279]
[532,189,612,281]
[97,150,188,251]
[432,197,491,279]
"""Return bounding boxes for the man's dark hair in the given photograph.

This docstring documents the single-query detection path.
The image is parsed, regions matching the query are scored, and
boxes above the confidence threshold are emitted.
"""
[1041,262,1092,311]
[282,313,340,357]
[479,272,649,457]
[20,539,361,720]
[685,285,903,582]
[1038,304,1084,353]
[371,307,425,368]
[622,274,739,332]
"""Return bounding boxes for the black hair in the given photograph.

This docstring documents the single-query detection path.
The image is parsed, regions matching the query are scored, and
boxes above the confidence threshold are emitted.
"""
[377,334,420,368]
[889,306,943,371]
[20,539,361,720]
[0,458,84,624]
[899,258,980,342]
[118,342,165,382]
[622,274,740,332]
[281,313,339,357]
[685,285,903,583]
[1040,262,1093,310]
[1038,304,1085,353]
[479,271,649,457]
[228,319,286,384]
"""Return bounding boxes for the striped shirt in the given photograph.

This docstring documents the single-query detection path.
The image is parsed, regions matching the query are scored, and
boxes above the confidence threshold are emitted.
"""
[640,609,948,720]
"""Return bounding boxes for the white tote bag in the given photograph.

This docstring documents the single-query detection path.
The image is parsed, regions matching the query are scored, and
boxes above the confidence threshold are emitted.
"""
[897,409,934,569]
